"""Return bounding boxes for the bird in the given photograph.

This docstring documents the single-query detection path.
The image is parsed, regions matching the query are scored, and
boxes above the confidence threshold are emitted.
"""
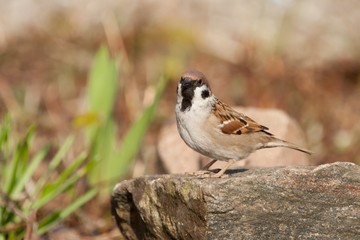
[175,70,311,177]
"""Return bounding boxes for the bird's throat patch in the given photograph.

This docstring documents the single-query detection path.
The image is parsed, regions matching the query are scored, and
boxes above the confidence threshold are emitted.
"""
[181,98,192,111]
[180,84,195,111]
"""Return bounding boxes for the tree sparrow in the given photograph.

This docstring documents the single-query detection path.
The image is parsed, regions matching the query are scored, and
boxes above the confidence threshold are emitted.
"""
[175,70,311,177]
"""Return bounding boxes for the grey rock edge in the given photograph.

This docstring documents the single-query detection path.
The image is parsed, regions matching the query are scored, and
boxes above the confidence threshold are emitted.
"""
[111,162,360,240]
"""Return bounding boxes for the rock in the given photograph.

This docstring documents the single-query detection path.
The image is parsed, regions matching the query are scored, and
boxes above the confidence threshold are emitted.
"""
[157,107,311,174]
[111,162,360,240]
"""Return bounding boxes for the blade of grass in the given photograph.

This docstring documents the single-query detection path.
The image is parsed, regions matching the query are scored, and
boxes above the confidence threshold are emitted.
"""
[4,126,34,194]
[0,117,94,238]
[34,134,75,196]
[84,45,120,192]
[48,134,75,170]
[16,127,34,181]
[88,119,116,185]
[11,145,49,198]
[88,45,118,119]
[0,114,10,226]
[108,75,168,180]
[49,151,87,188]
[31,170,86,210]
[36,189,97,235]
[0,114,11,149]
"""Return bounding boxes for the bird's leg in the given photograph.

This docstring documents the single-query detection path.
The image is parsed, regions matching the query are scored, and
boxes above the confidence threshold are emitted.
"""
[201,159,218,170]
[189,159,219,177]
[212,159,236,178]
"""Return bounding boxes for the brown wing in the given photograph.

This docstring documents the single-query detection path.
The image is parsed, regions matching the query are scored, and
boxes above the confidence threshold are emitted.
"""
[213,99,270,135]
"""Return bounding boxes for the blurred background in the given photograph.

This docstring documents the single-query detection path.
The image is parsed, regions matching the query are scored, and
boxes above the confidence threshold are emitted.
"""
[0,0,359,239]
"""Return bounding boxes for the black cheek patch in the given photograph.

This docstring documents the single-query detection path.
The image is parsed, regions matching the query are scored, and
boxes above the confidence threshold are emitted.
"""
[201,90,210,99]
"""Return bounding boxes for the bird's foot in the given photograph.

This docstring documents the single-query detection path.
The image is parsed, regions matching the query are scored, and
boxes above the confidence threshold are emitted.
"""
[186,159,236,178]
[186,168,221,177]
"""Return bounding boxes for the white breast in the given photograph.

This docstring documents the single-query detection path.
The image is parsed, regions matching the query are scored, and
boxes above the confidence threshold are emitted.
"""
[175,85,216,155]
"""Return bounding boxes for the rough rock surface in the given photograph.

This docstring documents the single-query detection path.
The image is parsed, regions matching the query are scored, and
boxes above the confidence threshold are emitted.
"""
[158,107,311,173]
[111,162,360,240]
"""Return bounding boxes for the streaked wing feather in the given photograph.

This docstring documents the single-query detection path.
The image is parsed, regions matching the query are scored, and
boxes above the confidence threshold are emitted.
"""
[213,99,270,135]
[221,119,247,134]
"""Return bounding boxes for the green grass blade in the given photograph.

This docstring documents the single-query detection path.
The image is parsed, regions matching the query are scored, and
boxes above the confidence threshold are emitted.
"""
[49,151,87,189]
[11,145,49,198]
[87,119,116,185]
[48,134,75,170]
[34,134,75,195]
[36,189,97,235]
[88,45,118,120]
[84,45,120,191]
[0,117,93,238]
[109,75,168,180]
[0,115,12,229]
[32,171,85,210]
[0,114,11,149]
[17,126,34,176]
[3,126,34,194]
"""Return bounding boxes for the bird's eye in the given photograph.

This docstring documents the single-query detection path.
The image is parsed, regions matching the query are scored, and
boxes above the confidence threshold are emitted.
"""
[197,79,203,86]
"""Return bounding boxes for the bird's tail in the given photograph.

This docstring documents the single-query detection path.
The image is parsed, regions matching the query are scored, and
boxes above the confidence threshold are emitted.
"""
[263,137,312,155]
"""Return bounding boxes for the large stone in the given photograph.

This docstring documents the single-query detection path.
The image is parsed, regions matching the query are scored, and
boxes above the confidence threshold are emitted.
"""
[111,162,360,240]
[157,107,311,174]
